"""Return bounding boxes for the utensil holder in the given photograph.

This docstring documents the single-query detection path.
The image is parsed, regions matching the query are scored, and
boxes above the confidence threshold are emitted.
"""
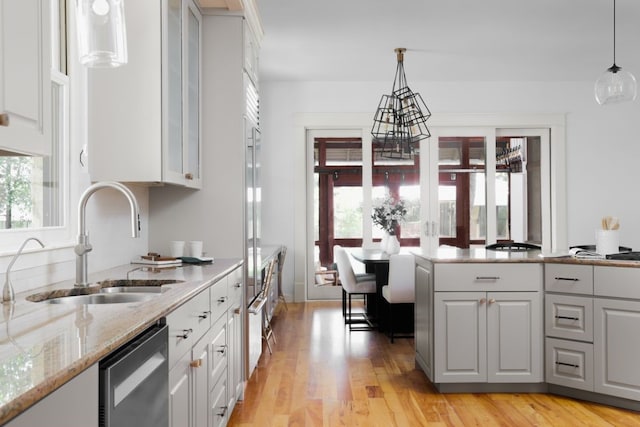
[596,230,619,255]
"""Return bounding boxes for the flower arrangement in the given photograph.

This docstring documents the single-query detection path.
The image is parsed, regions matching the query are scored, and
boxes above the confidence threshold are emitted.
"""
[372,197,407,235]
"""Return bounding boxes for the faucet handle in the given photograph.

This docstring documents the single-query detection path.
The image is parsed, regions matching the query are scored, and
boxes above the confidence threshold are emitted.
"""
[74,243,93,256]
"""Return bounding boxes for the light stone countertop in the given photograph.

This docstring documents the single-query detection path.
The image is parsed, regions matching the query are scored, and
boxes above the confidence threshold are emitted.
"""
[0,258,242,426]
[412,246,640,268]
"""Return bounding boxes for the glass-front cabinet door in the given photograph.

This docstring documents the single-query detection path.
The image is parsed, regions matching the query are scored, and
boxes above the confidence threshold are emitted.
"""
[163,0,201,188]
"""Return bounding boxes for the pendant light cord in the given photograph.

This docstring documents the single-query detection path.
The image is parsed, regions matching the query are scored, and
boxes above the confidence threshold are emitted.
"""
[613,0,616,65]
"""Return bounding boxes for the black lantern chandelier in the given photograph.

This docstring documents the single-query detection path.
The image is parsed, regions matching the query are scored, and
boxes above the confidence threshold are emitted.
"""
[372,48,431,159]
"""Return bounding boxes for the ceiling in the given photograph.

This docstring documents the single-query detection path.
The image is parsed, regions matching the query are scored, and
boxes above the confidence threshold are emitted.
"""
[256,0,640,83]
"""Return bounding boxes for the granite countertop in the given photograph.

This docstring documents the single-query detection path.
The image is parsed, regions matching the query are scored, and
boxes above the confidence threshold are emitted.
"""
[0,258,242,426]
[412,246,640,268]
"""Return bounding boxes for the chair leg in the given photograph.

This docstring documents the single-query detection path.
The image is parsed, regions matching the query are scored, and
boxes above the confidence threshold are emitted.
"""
[389,302,394,343]
[342,288,346,319]
[278,295,288,311]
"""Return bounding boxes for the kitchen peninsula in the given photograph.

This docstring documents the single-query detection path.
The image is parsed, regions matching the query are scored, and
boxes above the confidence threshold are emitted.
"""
[0,259,242,426]
[414,247,640,412]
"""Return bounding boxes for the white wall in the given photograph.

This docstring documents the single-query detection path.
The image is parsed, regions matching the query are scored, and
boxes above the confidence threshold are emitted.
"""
[260,79,640,299]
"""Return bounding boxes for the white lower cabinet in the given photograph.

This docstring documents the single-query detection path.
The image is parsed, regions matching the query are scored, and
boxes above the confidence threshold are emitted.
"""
[594,298,640,401]
[5,364,98,427]
[434,291,542,383]
[227,265,244,411]
[167,265,243,427]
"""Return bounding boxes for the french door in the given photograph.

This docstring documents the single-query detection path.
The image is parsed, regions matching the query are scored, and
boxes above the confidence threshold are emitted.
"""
[421,127,552,253]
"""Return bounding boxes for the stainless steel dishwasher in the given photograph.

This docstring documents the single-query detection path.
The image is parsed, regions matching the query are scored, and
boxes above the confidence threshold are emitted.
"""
[99,322,168,427]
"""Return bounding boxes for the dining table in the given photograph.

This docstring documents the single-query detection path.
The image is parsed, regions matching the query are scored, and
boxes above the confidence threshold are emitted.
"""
[348,247,418,332]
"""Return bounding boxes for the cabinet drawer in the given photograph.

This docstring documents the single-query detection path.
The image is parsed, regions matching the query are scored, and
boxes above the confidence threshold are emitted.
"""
[210,369,228,427]
[210,315,228,389]
[546,337,594,392]
[167,290,211,368]
[594,266,640,299]
[210,278,229,322]
[545,294,593,342]
[545,264,593,295]
[228,266,243,305]
[435,263,541,292]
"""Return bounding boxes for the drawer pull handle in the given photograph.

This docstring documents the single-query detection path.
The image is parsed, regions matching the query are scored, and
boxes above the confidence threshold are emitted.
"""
[177,329,193,339]
[555,277,579,282]
[199,311,211,319]
[475,276,500,281]
[555,361,580,368]
[218,297,227,303]
[555,315,579,321]
[217,406,228,417]
[190,359,202,368]
[217,345,227,355]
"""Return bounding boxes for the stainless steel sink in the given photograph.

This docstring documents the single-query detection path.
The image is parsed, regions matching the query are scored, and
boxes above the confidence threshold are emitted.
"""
[43,293,157,305]
[27,279,184,304]
[100,286,167,294]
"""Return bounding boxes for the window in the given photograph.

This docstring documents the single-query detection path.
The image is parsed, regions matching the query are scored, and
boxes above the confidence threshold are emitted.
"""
[0,0,68,248]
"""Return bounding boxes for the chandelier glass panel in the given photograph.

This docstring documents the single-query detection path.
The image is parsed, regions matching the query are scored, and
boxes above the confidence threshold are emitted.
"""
[372,48,431,160]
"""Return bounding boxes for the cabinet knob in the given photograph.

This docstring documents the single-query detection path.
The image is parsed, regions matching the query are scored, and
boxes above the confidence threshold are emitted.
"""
[185,172,194,180]
[479,298,486,304]
[199,310,211,319]
[234,307,242,315]
[234,282,242,288]
[218,297,227,304]
[217,345,227,355]
[190,359,203,368]
[216,406,228,417]
[488,298,496,304]
[0,113,8,127]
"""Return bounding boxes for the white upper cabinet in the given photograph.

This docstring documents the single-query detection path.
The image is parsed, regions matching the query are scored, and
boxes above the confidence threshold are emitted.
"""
[0,0,52,156]
[243,20,259,86]
[88,0,201,188]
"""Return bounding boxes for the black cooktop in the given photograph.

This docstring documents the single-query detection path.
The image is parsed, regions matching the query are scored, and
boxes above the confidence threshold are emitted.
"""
[606,252,640,261]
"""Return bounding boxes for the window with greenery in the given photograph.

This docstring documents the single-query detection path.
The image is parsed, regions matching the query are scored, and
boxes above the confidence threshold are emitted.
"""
[0,0,66,233]
[314,137,419,267]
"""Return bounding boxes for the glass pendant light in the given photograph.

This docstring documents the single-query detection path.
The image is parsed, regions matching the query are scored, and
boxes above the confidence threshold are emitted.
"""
[594,0,636,105]
[75,0,128,67]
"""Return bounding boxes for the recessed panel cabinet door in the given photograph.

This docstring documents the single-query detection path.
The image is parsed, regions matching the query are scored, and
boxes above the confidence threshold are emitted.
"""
[594,298,640,401]
[0,0,51,156]
[434,292,487,383]
[487,292,543,382]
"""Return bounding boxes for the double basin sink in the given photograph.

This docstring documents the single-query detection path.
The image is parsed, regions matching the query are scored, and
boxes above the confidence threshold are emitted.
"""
[26,279,184,305]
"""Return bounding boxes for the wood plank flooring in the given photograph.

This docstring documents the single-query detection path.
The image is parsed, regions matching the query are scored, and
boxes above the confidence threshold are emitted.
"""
[229,301,640,426]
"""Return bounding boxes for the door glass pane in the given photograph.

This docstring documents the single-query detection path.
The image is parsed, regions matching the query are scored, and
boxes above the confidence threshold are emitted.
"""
[469,173,486,241]
[496,172,510,240]
[495,135,542,244]
[438,184,456,238]
[438,138,461,166]
[399,185,420,238]
[167,0,182,174]
[371,186,389,239]
[333,187,362,239]
[187,6,199,179]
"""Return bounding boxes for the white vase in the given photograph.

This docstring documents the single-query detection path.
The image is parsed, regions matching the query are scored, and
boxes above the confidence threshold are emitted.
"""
[380,231,389,252]
[386,234,400,254]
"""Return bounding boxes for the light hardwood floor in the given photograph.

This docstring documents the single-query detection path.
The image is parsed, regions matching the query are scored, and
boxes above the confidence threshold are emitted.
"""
[229,301,640,426]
